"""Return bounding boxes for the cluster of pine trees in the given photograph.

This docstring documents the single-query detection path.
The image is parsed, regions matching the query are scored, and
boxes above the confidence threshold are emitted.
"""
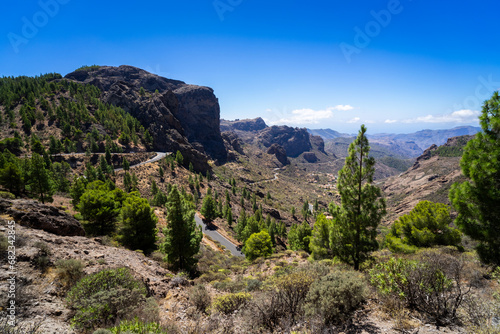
[0,74,153,154]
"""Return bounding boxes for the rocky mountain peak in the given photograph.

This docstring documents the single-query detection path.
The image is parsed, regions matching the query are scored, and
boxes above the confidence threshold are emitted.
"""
[65,65,228,169]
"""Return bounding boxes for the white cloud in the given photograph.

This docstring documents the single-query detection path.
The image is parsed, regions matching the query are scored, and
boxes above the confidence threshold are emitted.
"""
[385,119,398,124]
[266,105,354,125]
[333,104,354,111]
[347,117,361,123]
[402,109,480,124]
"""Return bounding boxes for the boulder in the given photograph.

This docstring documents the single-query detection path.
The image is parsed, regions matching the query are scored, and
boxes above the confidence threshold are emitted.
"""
[0,199,85,236]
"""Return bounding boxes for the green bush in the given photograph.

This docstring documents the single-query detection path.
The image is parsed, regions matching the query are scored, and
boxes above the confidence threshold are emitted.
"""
[370,252,471,325]
[107,319,169,334]
[55,258,84,290]
[244,230,273,261]
[212,278,246,292]
[212,292,252,315]
[305,270,367,326]
[275,271,315,323]
[385,201,462,253]
[245,279,262,292]
[0,191,15,199]
[188,285,211,313]
[67,268,148,331]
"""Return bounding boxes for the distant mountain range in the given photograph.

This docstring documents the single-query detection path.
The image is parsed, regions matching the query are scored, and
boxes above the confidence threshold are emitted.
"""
[308,126,481,158]
[366,126,481,150]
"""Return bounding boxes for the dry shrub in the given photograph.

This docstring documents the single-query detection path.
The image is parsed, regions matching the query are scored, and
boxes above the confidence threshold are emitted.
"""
[212,292,252,315]
[242,270,315,332]
[304,269,367,327]
[55,258,84,290]
[370,250,474,326]
[188,284,211,314]
[461,292,500,334]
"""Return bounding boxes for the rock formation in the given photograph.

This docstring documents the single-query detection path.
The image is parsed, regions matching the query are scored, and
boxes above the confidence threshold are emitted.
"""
[220,117,267,132]
[65,65,228,170]
[257,126,313,158]
[0,198,85,236]
[266,143,289,166]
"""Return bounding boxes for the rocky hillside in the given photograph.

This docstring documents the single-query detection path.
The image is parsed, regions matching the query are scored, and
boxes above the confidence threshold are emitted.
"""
[382,135,473,222]
[66,65,228,169]
[221,118,327,162]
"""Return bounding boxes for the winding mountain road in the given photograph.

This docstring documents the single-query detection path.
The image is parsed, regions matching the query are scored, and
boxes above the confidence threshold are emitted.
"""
[51,151,243,257]
[113,152,168,172]
[194,214,244,257]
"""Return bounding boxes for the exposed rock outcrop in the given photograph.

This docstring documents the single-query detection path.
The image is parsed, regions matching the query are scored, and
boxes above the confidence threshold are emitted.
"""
[0,199,85,236]
[266,143,289,166]
[65,65,227,169]
[222,131,244,155]
[220,117,267,132]
[258,126,313,158]
[310,135,326,154]
[302,152,318,163]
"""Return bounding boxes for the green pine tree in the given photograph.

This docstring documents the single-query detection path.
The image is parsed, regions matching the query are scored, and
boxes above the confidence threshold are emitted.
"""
[309,214,332,260]
[0,162,23,195]
[329,125,386,270]
[118,194,158,254]
[160,186,202,272]
[27,153,55,204]
[449,91,500,266]
[201,194,217,221]
[122,157,130,171]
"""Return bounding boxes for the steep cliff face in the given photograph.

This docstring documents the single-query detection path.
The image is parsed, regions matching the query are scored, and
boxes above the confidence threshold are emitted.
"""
[257,125,313,158]
[65,65,227,168]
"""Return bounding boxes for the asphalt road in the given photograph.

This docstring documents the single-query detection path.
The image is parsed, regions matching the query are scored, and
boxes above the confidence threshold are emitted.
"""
[114,152,168,172]
[194,214,244,257]
[48,150,242,257]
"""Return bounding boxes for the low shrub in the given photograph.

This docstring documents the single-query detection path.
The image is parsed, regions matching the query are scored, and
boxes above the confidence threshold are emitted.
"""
[212,292,252,315]
[66,267,148,331]
[274,271,315,323]
[108,319,169,334]
[304,270,367,326]
[92,330,111,334]
[55,258,84,290]
[246,278,262,292]
[0,191,15,199]
[461,292,500,334]
[188,285,211,313]
[370,252,472,325]
[33,241,51,272]
[212,278,246,292]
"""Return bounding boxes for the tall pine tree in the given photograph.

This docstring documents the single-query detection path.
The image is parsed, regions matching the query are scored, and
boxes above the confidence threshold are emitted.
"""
[329,125,386,270]
[160,185,202,272]
[450,91,500,266]
[27,153,55,204]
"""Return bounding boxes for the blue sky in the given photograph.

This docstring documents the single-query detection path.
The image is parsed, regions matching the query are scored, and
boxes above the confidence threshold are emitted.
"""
[1,0,499,134]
